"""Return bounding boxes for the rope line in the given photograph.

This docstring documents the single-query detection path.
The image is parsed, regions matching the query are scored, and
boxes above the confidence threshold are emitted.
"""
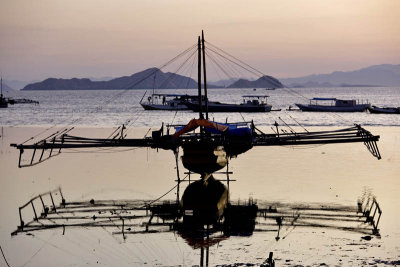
[0,245,10,267]
[143,174,189,208]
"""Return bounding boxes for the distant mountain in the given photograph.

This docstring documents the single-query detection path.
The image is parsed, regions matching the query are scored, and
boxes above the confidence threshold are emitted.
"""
[227,75,283,88]
[88,76,115,82]
[22,68,221,90]
[3,79,39,90]
[209,78,239,87]
[1,82,15,92]
[280,64,400,87]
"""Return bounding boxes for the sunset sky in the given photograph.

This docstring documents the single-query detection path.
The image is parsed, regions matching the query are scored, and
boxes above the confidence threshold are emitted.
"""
[1,0,399,81]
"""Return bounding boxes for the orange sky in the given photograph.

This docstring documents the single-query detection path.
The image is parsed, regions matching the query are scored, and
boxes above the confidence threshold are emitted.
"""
[0,0,399,81]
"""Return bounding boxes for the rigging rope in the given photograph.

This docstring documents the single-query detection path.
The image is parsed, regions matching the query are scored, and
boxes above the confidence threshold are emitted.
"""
[205,41,310,100]
[18,42,198,145]
[142,174,189,208]
[205,41,355,126]
[158,47,197,89]
[0,245,10,267]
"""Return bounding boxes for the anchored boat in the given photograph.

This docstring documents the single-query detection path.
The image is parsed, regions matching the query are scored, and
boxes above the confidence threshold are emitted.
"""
[186,95,272,113]
[296,97,370,112]
[140,93,200,111]
[368,106,400,114]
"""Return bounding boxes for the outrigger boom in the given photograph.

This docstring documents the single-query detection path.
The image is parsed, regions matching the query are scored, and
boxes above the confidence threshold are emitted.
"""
[11,121,381,168]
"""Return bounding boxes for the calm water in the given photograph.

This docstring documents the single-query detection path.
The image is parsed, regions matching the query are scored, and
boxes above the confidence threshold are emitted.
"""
[1,88,400,265]
[1,87,399,128]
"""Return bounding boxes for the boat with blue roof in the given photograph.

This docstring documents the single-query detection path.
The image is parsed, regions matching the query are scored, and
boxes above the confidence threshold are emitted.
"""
[296,97,370,112]
[185,95,272,113]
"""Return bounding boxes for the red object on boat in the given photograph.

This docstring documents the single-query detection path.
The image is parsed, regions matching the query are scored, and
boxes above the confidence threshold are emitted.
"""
[172,119,229,138]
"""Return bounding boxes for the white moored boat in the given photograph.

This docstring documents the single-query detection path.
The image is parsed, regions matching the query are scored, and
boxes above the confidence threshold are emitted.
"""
[140,93,198,111]
[296,98,370,112]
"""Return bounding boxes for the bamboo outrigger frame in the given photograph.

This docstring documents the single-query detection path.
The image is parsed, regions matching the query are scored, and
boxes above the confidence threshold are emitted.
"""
[10,122,381,168]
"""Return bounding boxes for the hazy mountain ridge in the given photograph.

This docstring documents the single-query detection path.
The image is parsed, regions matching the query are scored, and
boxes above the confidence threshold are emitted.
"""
[3,79,39,90]
[1,82,15,92]
[227,75,283,88]
[209,78,239,87]
[19,63,400,90]
[280,64,400,87]
[22,68,218,90]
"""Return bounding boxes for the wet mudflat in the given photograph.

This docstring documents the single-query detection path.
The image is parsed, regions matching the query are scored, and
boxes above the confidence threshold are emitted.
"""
[0,126,399,266]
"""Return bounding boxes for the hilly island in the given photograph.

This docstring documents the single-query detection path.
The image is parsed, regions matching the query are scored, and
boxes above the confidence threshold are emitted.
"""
[20,64,400,91]
[21,67,283,90]
[21,68,282,90]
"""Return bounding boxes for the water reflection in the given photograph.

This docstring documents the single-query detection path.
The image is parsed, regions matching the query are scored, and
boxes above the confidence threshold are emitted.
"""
[11,186,382,266]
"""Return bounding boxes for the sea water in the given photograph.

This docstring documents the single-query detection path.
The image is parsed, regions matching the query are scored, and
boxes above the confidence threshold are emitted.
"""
[0,87,400,266]
[1,87,399,128]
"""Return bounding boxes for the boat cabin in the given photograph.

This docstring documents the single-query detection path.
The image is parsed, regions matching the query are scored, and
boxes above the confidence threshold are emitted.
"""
[242,95,269,106]
[140,93,203,110]
[310,98,369,107]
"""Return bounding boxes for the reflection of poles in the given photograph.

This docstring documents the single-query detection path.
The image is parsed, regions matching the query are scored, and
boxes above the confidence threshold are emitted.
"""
[206,224,209,266]
[226,158,230,204]
[200,225,210,266]
[175,149,180,204]
[200,246,204,266]
[275,216,283,241]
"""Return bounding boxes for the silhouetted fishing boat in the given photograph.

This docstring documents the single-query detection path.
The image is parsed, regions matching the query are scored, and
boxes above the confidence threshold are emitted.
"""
[367,106,400,114]
[296,97,370,112]
[0,77,39,107]
[140,93,200,110]
[185,95,272,112]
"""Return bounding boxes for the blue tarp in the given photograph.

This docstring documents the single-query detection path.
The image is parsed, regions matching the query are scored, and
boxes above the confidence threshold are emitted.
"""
[312,97,336,101]
[174,122,252,137]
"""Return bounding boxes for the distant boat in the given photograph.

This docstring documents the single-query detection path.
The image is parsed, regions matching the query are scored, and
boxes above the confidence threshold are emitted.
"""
[368,106,400,114]
[185,95,272,112]
[296,98,370,112]
[140,93,199,111]
[265,87,276,90]
[0,78,8,108]
[0,96,7,108]
[0,77,39,107]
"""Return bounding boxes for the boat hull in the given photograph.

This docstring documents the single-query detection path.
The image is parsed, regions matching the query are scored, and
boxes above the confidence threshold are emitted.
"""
[140,103,188,111]
[368,106,400,114]
[182,144,227,174]
[295,103,370,112]
[186,102,272,112]
[181,176,228,226]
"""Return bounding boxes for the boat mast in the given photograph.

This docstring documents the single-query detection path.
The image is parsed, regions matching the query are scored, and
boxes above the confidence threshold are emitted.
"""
[201,30,209,119]
[152,72,156,98]
[197,36,203,119]
[1,77,2,97]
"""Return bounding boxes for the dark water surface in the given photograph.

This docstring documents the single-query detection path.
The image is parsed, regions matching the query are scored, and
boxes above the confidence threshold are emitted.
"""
[1,87,399,127]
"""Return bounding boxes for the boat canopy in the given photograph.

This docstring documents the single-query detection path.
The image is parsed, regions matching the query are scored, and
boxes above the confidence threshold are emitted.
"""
[173,119,252,138]
[312,97,337,101]
[151,93,196,97]
[242,95,269,98]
